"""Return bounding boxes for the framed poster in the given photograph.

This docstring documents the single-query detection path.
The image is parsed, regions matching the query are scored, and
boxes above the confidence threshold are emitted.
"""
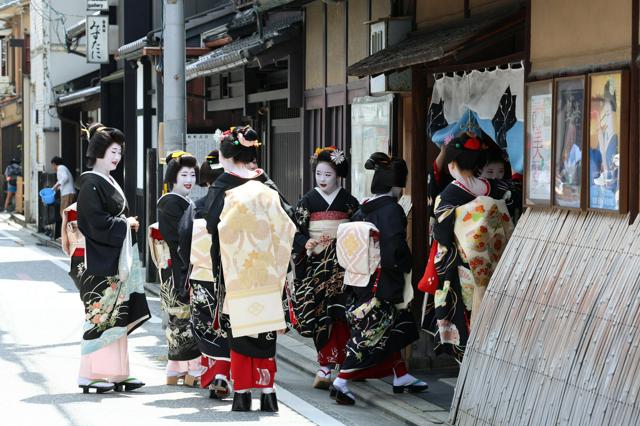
[525,81,553,205]
[588,71,627,212]
[554,77,585,208]
[351,94,393,202]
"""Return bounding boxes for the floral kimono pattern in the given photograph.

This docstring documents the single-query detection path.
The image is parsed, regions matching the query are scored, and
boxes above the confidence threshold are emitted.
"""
[341,298,418,373]
[291,189,358,356]
[422,179,511,362]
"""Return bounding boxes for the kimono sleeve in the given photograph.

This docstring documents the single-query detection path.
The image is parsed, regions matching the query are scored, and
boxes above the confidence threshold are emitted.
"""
[292,195,311,255]
[77,181,127,248]
[379,204,412,273]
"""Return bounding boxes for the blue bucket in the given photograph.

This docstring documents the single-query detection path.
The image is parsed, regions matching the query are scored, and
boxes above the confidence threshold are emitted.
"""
[39,188,56,205]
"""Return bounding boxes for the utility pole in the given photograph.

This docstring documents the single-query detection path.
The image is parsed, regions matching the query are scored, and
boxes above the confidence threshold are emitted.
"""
[162,0,186,154]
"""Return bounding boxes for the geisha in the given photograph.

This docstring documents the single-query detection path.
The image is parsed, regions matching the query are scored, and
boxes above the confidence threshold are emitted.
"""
[422,133,513,362]
[291,147,359,389]
[156,152,203,386]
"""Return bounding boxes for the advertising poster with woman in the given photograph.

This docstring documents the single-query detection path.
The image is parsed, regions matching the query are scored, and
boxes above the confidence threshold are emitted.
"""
[555,78,584,208]
[589,73,621,211]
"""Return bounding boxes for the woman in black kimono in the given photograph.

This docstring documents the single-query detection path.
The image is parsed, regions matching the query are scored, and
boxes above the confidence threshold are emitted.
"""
[292,147,358,389]
[182,149,231,399]
[332,153,427,405]
[76,123,150,393]
[205,127,294,412]
[157,152,203,386]
[422,133,511,362]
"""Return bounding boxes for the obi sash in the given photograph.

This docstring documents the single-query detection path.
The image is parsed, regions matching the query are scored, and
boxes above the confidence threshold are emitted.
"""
[61,202,85,257]
[190,218,214,282]
[148,222,171,270]
[336,221,380,288]
[307,211,349,256]
[218,180,296,337]
[453,196,514,288]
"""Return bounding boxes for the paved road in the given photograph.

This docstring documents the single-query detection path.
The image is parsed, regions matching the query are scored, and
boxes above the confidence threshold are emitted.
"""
[0,215,403,426]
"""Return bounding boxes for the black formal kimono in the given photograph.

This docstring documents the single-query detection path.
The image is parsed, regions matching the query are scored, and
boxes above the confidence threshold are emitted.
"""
[204,171,293,359]
[204,170,294,391]
[291,188,358,366]
[157,193,200,362]
[76,171,150,356]
[421,179,510,362]
[339,195,419,377]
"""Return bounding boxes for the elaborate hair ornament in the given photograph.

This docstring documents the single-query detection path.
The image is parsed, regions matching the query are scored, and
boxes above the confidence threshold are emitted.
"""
[170,150,191,159]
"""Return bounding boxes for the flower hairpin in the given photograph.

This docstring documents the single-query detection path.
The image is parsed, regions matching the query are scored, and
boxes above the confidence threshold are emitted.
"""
[330,149,346,165]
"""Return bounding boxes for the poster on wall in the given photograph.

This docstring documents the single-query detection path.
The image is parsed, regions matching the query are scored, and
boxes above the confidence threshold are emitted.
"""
[427,66,524,174]
[588,72,623,211]
[525,81,552,205]
[554,77,585,208]
[351,95,393,201]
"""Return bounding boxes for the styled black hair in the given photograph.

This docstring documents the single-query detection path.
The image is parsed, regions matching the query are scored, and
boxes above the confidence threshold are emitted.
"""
[85,122,125,168]
[312,147,349,178]
[481,146,507,168]
[51,156,64,166]
[444,133,482,172]
[164,153,199,186]
[365,152,408,194]
[219,127,258,164]
[199,150,224,187]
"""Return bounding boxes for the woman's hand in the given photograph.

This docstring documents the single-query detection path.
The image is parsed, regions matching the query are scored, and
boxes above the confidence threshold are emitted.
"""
[304,239,318,251]
[127,216,140,232]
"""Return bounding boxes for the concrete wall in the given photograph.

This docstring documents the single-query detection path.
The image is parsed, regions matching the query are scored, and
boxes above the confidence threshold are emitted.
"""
[530,0,631,74]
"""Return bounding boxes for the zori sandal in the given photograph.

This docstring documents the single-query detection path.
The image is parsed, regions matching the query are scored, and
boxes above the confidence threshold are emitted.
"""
[114,377,145,392]
[79,379,115,394]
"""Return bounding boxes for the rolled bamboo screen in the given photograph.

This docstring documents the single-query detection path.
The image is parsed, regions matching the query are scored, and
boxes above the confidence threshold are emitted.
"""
[450,208,640,425]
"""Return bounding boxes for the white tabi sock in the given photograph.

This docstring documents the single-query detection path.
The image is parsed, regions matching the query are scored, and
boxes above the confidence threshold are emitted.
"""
[262,387,275,394]
[332,377,349,392]
[393,373,426,387]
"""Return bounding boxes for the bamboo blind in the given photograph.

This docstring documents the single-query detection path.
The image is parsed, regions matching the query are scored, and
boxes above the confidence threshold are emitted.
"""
[450,208,640,425]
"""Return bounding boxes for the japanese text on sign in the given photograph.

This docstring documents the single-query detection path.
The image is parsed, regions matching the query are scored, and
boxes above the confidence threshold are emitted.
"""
[86,15,109,64]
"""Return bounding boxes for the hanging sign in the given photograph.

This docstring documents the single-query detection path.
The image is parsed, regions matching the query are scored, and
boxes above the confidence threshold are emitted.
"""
[86,15,109,64]
[87,1,108,11]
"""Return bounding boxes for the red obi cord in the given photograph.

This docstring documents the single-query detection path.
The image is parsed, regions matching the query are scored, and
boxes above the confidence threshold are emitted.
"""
[150,227,164,241]
[317,320,350,366]
[230,351,277,391]
[309,211,349,221]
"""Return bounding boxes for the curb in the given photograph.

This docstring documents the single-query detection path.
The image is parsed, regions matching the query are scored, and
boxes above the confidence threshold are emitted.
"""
[276,334,449,426]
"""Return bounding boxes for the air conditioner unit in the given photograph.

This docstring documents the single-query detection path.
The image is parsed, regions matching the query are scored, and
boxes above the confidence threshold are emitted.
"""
[0,75,10,84]
[368,17,412,94]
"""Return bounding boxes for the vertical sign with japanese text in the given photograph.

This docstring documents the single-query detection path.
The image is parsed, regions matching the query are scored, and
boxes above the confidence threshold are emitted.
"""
[86,15,109,64]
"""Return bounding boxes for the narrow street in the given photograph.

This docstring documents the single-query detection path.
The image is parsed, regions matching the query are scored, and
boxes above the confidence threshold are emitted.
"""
[0,214,413,426]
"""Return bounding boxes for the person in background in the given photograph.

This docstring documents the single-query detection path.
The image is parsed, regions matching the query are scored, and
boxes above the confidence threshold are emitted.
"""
[3,158,21,212]
[51,156,77,220]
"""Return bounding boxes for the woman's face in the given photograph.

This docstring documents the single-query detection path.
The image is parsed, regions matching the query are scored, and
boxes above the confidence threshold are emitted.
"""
[480,161,505,179]
[173,166,196,196]
[95,142,122,172]
[315,161,338,194]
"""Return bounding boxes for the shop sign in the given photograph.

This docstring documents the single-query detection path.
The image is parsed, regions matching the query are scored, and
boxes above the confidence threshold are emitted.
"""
[87,1,108,11]
[86,15,109,64]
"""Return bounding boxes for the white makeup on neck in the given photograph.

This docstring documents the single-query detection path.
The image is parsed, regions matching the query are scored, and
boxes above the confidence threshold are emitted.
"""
[93,142,122,175]
[172,166,196,197]
[315,161,338,195]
